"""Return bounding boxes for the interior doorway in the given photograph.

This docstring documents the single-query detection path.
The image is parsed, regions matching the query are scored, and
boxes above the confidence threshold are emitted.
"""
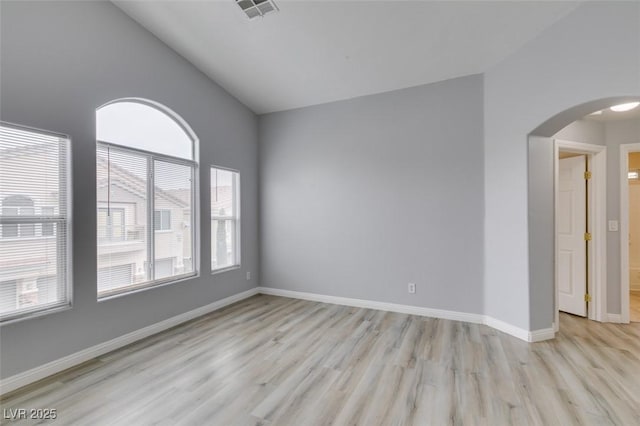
[621,144,640,323]
[553,139,607,331]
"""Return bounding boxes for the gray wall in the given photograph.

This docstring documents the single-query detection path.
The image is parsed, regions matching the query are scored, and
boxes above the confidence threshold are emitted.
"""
[554,120,606,146]
[0,1,258,379]
[484,1,640,330]
[259,75,484,314]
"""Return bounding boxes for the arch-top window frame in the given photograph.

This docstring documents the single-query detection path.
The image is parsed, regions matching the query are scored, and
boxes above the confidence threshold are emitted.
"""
[96,98,200,299]
[96,98,199,161]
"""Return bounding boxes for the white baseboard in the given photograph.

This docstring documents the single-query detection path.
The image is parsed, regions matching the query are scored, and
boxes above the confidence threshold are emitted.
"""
[528,327,556,342]
[0,288,259,396]
[483,316,530,342]
[608,313,623,323]
[257,287,554,343]
[257,287,485,324]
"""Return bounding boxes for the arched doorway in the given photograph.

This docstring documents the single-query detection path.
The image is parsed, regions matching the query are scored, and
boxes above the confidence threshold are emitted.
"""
[528,97,640,333]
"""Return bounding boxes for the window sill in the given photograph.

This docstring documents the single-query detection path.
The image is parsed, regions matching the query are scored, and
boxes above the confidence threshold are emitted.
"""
[0,302,72,326]
[211,265,241,275]
[98,272,199,302]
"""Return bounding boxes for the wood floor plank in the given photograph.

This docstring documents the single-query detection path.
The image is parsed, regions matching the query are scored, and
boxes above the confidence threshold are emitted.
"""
[2,294,640,426]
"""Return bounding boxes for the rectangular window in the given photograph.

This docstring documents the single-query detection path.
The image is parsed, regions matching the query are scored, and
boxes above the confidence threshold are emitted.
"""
[96,144,196,298]
[0,123,71,323]
[211,167,240,272]
[154,209,171,231]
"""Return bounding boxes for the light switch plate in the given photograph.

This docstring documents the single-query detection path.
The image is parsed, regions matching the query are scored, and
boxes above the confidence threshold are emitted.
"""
[608,220,618,232]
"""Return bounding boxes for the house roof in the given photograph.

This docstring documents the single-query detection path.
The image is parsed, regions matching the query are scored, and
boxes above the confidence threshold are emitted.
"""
[97,156,189,209]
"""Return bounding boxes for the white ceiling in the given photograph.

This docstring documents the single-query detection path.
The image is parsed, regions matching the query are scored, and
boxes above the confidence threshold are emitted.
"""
[113,0,581,114]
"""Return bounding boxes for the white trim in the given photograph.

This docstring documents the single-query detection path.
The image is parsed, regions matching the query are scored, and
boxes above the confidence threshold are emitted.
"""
[257,287,484,324]
[554,140,607,325]
[608,313,623,323]
[483,316,530,341]
[257,287,555,343]
[620,143,640,324]
[528,328,556,342]
[0,288,258,396]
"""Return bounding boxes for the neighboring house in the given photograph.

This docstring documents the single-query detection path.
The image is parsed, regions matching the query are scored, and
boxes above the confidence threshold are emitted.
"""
[0,142,195,313]
[96,154,191,291]
[2,139,233,311]
[0,142,60,313]
[210,184,235,270]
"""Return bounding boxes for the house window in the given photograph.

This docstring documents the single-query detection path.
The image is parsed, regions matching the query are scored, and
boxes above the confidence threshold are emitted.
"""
[211,167,240,272]
[0,123,72,323]
[97,207,125,241]
[154,210,171,231]
[96,99,198,298]
[1,195,34,238]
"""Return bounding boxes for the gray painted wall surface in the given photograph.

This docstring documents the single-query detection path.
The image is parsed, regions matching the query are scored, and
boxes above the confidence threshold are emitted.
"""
[0,1,258,379]
[554,120,606,146]
[259,75,484,314]
[484,1,640,330]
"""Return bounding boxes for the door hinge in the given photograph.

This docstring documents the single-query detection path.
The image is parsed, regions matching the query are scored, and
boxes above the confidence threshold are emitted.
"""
[584,232,592,241]
[584,294,592,303]
[584,171,592,180]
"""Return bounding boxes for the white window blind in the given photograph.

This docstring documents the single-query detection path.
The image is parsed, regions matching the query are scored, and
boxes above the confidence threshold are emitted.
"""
[0,123,71,322]
[211,167,240,272]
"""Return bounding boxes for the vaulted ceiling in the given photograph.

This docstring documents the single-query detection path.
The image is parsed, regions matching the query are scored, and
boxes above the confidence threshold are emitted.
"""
[114,1,581,114]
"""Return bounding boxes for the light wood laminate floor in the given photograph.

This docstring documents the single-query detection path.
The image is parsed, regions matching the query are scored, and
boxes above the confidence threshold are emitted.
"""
[2,294,640,425]
[631,290,640,322]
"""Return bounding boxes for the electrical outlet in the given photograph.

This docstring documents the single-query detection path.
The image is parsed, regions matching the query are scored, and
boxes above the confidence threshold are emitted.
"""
[408,282,416,294]
[246,271,251,281]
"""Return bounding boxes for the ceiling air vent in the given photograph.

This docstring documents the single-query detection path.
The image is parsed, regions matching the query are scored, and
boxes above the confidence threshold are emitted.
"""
[236,0,279,20]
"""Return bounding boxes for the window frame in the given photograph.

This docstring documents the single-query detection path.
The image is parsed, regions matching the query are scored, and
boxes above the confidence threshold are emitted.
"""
[0,121,73,325]
[96,140,199,300]
[210,165,241,274]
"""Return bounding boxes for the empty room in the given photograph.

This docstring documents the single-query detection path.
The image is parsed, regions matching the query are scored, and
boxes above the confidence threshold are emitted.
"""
[1,1,639,425]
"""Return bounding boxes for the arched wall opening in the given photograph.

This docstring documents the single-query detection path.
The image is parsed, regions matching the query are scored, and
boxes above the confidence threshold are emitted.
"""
[527,96,640,334]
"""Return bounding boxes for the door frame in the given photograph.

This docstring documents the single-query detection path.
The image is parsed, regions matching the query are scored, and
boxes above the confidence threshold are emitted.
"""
[620,142,640,323]
[554,139,607,331]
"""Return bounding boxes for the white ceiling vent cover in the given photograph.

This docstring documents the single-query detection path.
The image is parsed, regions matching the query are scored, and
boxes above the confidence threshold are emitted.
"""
[236,0,278,20]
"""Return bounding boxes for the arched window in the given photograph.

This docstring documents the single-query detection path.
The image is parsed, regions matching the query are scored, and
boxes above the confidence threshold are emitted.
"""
[96,99,198,298]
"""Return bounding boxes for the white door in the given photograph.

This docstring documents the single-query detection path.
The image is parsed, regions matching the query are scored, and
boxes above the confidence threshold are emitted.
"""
[558,155,587,316]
